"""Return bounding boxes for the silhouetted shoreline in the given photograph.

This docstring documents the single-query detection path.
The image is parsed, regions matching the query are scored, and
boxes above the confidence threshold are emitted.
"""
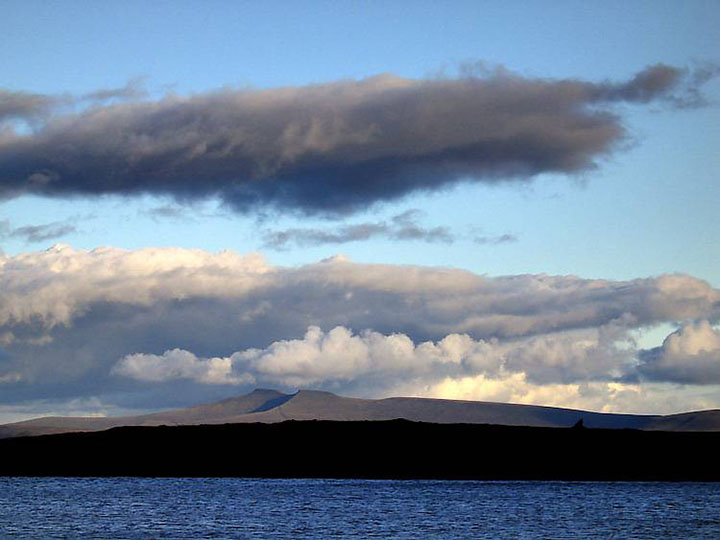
[1,420,718,481]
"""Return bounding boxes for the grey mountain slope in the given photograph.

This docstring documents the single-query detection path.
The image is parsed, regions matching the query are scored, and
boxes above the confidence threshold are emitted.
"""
[227,391,660,429]
[0,389,288,438]
[648,410,720,432]
[1,388,719,439]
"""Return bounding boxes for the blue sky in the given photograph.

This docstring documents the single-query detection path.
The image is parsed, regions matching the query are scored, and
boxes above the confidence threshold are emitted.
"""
[1,1,719,420]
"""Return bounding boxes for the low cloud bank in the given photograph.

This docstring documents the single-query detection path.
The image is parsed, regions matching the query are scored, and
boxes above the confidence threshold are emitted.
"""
[1,245,719,414]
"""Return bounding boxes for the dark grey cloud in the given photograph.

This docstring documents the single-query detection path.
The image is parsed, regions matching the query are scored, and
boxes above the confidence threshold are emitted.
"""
[0,78,147,128]
[0,219,77,243]
[262,209,453,249]
[592,64,687,103]
[0,90,62,124]
[80,77,148,103]
[142,202,228,222]
[143,205,189,221]
[473,233,517,245]
[0,64,712,215]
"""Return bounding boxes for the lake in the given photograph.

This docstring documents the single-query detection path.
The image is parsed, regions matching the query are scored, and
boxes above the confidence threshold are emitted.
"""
[1,478,719,538]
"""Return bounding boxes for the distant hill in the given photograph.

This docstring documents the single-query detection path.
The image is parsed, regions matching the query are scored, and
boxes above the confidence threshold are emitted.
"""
[2,388,719,439]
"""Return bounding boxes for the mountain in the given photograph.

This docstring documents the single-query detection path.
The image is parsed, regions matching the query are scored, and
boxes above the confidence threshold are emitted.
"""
[2,388,720,439]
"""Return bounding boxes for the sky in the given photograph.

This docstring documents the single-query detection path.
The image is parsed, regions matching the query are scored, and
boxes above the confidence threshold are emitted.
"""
[1,0,719,422]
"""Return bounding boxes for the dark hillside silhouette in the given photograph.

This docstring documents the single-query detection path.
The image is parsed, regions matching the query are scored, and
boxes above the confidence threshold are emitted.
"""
[1,420,718,481]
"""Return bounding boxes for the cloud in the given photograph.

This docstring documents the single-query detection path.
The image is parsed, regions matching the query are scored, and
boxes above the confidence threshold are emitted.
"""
[418,374,720,415]
[0,219,77,243]
[112,324,720,414]
[1,79,147,127]
[262,209,454,249]
[591,63,693,103]
[143,205,190,221]
[113,325,466,387]
[0,372,21,384]
[115,348,251,385]
[1,245,719,414]
[1,245,718,339]
[638,321,720,384]
[142,202,228,222]
[113,323,637,388]
[0,89,62,124]
[0,396,121,424]
[473,233,517,245]
[80,77,149,103]
[1,64,713,215]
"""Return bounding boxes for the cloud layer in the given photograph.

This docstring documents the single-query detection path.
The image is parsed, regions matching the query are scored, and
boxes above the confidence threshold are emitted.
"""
[1,245,719,417]
[3,245,718,338]
[1,64,713,214]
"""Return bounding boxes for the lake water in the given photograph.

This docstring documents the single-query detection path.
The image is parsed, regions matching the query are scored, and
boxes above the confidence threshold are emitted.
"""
[1,478,719,538]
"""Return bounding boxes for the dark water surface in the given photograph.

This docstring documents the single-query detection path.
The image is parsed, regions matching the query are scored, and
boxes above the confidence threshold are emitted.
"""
[1,478,719,539]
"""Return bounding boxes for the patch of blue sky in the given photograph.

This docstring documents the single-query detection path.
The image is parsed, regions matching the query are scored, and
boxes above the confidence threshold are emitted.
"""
[3,0,718,92]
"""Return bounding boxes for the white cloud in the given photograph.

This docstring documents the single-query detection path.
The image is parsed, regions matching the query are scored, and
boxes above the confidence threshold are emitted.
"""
[414,375,720,415]
[638,320,720,384]
[114,348,253,385]
[661,320,720,356]
[0,244,272,329]
[113,324,635,389]
[114,326,462,387]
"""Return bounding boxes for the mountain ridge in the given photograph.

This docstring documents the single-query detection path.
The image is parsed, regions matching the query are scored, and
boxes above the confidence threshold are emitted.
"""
[2,388,719,439]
